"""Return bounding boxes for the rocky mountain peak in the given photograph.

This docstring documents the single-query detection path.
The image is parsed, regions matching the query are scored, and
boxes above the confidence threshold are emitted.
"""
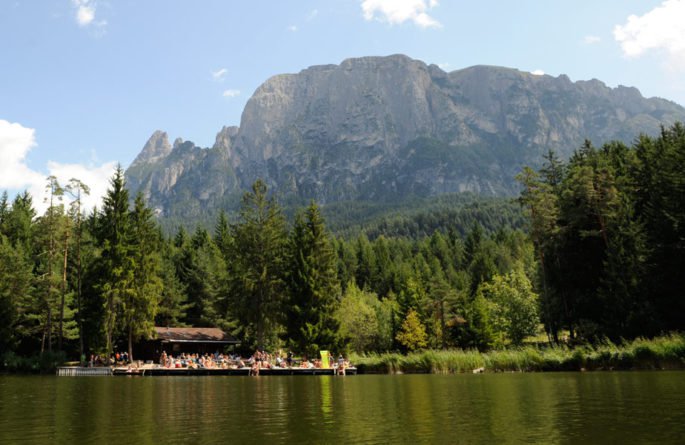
[126,54,685,225]
[131,130,172,166]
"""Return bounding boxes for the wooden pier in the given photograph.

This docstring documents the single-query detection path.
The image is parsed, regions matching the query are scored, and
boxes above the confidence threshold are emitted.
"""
[57,367,113,376]
[112,366,356,376]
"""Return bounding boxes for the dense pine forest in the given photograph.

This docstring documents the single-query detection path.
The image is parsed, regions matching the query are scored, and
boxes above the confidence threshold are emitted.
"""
[1,123,684,369]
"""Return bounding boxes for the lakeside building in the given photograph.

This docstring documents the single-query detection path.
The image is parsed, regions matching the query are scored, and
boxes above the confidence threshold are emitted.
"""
[135,327,240,363]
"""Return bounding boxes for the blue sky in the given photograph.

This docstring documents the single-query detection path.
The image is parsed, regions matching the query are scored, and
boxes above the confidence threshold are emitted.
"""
[2,0,684,212]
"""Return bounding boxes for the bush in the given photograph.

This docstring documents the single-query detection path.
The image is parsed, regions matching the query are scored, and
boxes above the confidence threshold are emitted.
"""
[1,351,66,373]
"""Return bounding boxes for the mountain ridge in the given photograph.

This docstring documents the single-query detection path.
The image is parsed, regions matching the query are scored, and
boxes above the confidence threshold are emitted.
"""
[125,54,685,222]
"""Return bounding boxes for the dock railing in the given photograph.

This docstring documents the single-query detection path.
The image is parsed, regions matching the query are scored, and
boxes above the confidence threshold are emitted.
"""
[57,367,112,376]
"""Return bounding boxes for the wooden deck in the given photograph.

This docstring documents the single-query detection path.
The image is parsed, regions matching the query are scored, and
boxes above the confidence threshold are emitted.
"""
[112,366,357,376]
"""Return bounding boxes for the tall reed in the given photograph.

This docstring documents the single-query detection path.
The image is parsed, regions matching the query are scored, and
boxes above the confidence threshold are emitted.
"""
[351,333,685,374]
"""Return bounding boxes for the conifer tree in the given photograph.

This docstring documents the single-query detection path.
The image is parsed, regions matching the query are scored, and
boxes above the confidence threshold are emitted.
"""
[177,227,225,327]
[228,179,288,349]
[94,166,134,359]
[126,193,162,360]
[65,179,90,361]
[0,234,33,353]
[286,201,341,356]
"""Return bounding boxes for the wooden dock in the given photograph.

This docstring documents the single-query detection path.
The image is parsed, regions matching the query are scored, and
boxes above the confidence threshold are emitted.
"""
[112,366,357,376]
[57,367,113,376]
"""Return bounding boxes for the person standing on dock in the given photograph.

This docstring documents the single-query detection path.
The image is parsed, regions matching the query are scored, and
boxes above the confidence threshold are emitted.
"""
[337,355,346,375]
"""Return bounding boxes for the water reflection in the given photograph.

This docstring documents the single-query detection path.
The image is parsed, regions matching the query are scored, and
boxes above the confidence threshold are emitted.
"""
[0,372,684,444]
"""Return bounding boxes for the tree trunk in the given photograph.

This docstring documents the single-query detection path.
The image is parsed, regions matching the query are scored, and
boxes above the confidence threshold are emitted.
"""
[128,325,134,363]
[439,298,446,349]
[59,229,69,351]
[77,227,84,363]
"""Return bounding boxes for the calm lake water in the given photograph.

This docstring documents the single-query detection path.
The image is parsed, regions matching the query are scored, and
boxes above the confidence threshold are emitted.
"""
[1,372,684,444]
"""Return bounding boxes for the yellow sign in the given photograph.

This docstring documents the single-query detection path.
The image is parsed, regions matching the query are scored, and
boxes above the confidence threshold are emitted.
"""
[320,350,330,369]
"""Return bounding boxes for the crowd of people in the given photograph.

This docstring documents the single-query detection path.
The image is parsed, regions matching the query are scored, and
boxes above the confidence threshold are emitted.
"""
[158,350,351,375]
[88,352,130,367]
[88,349,352,375]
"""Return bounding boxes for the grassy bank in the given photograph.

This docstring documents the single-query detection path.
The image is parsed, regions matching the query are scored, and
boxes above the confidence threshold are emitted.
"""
[351,334,685,374]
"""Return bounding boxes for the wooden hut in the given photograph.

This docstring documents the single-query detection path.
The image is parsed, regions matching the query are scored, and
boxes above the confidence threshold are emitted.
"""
[135,327,240,363]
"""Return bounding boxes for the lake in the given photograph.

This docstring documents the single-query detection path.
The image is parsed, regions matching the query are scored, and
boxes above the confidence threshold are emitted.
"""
[1,372,683,444]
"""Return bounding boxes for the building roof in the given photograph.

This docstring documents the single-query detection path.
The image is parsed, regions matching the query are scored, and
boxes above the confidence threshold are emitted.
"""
[153,327,240,344]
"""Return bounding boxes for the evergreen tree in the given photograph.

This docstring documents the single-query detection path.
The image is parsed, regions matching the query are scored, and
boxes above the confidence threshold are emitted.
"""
[156,239,190,327]
[285,201,341,356]
[65,179,90,361]
[0,235,33,353]
[4,191,35,252]
[227,179,288,349]
[177,227,225,327]
[94,166,134,359]
[125,193,162,360]
[34,176,65,352]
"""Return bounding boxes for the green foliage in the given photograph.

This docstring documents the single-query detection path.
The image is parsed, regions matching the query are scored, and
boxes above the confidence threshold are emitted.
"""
[476,268,539,346]
[93,165,135,358]
[0,350,67,373]
[518,123,685,341]
[4,123,683,363]
[227,179,289,350]
[175,227,225,327]
[335,282,395,353]
[0,235,33,353]
[396,308,428,351]
[353,333,685,374]
[285,202,341,356]
[125,193,163,359]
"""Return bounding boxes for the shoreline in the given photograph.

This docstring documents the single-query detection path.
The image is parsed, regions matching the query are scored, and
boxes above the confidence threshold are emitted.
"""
[352,333,685,375]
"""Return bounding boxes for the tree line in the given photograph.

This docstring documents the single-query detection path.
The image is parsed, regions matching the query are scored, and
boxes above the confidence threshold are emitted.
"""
[518,122,685,342]
[1,168,538,363]
[2,122,682,364]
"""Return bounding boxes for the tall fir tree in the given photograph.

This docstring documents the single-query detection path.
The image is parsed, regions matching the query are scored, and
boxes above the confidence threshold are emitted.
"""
[65,179,90,361]
[286,201,341,357]
[94,165,134,359]
[228,179,288,350]
[126,193,163,360]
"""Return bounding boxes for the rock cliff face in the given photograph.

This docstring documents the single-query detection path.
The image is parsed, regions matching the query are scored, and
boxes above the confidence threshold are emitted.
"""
[125,54,685,217]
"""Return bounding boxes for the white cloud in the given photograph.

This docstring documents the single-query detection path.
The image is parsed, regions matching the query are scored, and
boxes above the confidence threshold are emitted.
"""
[0,120,43,190]
[287,25,299,32]
[307,9,319,21]
[361,0,441,29]
[614,0,685,70]
[212,68,228,81]
[531,69,545,76]
[437,62,450,70]
[76,4,94,25]
[222,89,241,98]
[46,160,117,213]
[0,119,116,215]
[71,0,107,31]
[584,35,601,45]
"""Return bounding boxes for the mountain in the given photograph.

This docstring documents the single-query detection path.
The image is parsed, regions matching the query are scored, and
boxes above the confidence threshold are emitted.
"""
[125,54,685,224]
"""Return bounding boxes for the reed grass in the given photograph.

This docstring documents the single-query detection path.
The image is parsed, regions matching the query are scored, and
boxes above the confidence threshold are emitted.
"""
[351,333,685,374]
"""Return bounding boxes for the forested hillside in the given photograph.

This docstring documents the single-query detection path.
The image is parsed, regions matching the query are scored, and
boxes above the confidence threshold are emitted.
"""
[2,123,684,367]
